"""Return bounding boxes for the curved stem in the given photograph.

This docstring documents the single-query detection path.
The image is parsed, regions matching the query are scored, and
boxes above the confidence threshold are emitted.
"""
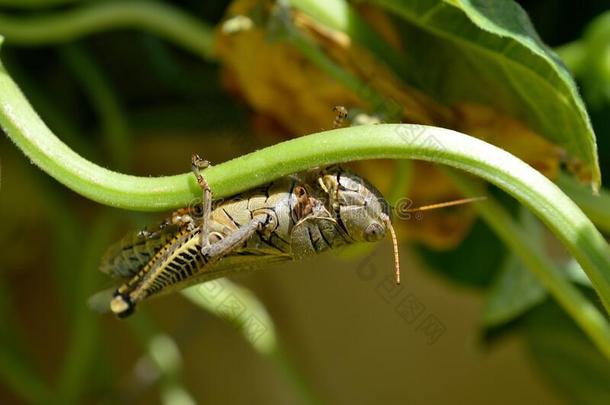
[0,0,214,61]
[3,53,610,334]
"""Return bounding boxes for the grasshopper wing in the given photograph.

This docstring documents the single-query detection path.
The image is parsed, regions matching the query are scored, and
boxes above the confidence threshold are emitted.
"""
[99,221,182,279]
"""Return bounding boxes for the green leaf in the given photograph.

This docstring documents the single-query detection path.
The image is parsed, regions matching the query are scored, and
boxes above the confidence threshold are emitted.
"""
[483,253,546,327]
[367,0,599,187]
[418,218,507,287]
[483,208,546,326]
[556,11,610,108]
[525,299,610,405]
[483,208,594,328]
[181,279,278,355]
[443,169,610,359]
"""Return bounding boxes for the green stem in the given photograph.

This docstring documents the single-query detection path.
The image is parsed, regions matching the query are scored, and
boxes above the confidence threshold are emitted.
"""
[3,53,610,333]
[445,169,610,359]
[0,0,214,61]
[1,53,91,156]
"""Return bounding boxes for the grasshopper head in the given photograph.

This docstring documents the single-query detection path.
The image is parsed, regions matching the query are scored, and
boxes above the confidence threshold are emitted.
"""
[329,173,389,242]
[320,168,401,283]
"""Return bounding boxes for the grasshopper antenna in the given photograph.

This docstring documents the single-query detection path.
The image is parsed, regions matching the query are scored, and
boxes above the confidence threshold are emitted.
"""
[385,196,486,285]
[404,196,487,213]
[381,214,400,285]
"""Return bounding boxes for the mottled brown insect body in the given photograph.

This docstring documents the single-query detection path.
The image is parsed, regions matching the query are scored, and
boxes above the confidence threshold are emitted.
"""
[100,166,398,317]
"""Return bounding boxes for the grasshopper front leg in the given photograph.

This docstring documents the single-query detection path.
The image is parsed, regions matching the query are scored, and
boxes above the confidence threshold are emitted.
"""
[191,153,270,261]
[191,153,212,252]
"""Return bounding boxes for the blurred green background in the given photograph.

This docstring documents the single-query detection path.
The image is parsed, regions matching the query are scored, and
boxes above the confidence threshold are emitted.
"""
[1,0,609,404]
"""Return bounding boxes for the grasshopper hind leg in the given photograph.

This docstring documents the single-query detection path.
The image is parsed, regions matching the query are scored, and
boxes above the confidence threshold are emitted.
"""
[110,291,135,318]
[107,154,213,319]
[109,215,269,318]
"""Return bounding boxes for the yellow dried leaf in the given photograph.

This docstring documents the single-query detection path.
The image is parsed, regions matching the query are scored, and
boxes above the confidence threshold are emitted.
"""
[214,0,563,249]
[454,103,562,179]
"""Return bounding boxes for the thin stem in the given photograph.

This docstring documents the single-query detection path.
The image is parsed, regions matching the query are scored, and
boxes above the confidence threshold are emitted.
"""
[1,53,91,156]
[445,169,610,359]
[0,1,214,61]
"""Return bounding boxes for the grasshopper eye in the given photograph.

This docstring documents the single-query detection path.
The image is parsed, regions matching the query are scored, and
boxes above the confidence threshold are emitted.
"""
[364,222,385,242]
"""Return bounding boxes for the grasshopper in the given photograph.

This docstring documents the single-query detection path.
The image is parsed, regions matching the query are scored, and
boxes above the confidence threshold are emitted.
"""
[99,107,482,318]
[99,156,401,318]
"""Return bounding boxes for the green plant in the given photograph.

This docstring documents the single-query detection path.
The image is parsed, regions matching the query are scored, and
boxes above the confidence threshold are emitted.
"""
[1,1,610,404]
